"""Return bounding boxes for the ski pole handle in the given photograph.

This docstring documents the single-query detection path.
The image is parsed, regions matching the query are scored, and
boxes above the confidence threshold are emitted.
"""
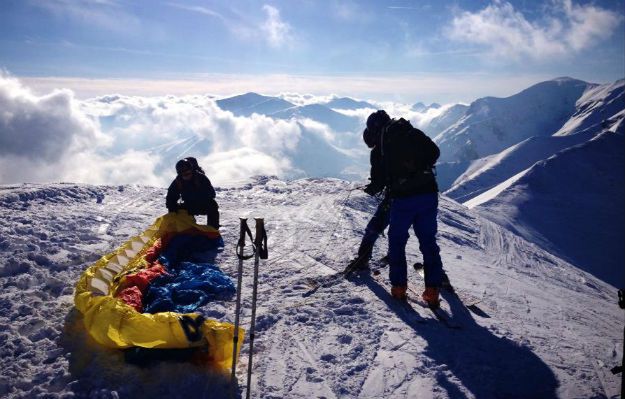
[254,218,268,259]
[236,218,255,260]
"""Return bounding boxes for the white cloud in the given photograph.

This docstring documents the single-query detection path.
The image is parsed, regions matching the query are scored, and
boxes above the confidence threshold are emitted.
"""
[165,3,225,21]
[0,72,161,185]
[0,72,100,163]
[22,72,551,105]
[201,148,293,185]
[278,93,335,106]
[62,150,164,186]
[446,0,622,61]
[31,0,140,33]
[261,5,293,48]
[0,74,371,186]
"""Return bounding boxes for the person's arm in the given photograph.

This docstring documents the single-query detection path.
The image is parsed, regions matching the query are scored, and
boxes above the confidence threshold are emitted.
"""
[365,147,386,195]
[197,174,216,199]
[165,180,180,212]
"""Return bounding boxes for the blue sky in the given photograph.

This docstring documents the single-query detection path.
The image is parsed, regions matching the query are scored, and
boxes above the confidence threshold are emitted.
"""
[1,0,623,103]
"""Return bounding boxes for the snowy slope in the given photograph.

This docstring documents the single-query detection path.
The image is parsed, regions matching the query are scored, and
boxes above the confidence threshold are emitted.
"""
[434,77,590,163]
[0,179,622,398]
[288,126,366,180]
[423,104,468,138]
[271,104,361,133]
[444,130,596,202]
[412,102,441,112]
[469,131,625,288]
[443,79,624,202]
[324,97,375,110]
[216,93,294,117]
[554,79,625,137]
[215,93,362,134]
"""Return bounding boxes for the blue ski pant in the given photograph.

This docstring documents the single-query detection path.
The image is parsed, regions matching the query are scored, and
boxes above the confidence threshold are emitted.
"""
[388,192,444,288]
[358,195,390,259]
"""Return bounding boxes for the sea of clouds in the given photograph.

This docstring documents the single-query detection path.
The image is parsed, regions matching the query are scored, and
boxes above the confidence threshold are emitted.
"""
[0,72,453,188]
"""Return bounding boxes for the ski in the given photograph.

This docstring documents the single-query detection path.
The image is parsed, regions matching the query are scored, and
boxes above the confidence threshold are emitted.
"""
[408,296,462,329]
[413,262,491,318]
[397,299,428,325]
[403,281,462,329]
[368,270,428,325]
[303,256,388,295]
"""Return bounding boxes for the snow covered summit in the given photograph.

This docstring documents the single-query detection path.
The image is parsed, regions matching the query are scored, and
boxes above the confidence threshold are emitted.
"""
[435,77,590,163]
[0,178,621,398]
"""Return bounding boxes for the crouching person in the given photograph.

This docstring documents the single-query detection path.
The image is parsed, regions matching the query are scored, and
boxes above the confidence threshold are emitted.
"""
[166,158,220,229]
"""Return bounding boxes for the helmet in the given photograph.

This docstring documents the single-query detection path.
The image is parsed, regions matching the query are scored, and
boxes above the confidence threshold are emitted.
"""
[366,110,390,132]
[362,127,378,148]
[175,158,192,174]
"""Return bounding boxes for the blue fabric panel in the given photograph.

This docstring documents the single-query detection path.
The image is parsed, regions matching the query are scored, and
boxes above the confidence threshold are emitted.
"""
[143,234,234,314]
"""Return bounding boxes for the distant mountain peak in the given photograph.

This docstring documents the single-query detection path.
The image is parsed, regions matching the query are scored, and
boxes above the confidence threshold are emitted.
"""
[551,76,586,83]
[216,93,295,116]
[412,102,442,112]
[324,97,375,110]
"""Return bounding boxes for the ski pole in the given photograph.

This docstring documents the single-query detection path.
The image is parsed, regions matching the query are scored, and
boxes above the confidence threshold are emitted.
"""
[231,218,254,397]
[245,218,267,399]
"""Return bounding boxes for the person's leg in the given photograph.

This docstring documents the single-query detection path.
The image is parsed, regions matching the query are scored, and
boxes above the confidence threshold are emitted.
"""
[388,197,415,288]
[357,196,391,259]
[411,193,444,288]
[206,200,220,229]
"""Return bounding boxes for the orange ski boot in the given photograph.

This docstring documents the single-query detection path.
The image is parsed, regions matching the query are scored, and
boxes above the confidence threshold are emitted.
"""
[391,285,408,301]
[422,287,440,308]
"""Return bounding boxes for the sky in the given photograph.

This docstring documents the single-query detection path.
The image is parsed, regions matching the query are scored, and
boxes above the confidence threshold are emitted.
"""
[0,0,623,103]
[0,0,624,188]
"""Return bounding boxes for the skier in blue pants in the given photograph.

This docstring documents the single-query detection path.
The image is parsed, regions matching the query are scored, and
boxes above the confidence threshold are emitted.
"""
[388,193,444,295]
[365,110,446,306]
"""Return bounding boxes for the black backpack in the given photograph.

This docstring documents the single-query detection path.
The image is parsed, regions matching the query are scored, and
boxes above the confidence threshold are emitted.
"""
[381,118,440,197]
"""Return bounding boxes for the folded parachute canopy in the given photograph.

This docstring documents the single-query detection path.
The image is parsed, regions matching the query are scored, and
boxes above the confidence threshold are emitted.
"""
[74,211,244,371]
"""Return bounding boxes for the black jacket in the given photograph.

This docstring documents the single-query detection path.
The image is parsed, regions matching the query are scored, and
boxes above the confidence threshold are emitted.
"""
[166,172,217,215]
[381,119,439,198]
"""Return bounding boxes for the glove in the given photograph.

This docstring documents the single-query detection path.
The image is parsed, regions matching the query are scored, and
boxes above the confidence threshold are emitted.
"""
[363,184,379,196]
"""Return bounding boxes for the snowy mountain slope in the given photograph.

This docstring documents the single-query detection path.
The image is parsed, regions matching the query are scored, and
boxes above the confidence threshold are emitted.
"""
[215,93,362,134]
[0,179,622,398]
[444,129,597,202]
[271,103,361,133]
[324,97,375,110]
[412,102,441,112]
[469,131,625,288]
[422,103,468,138]
[434,77,590,163]
[432,160,472,192]
[288,125,366,180]
[554,79,625,137]
[216,93,295,117]
[443,79,624,202]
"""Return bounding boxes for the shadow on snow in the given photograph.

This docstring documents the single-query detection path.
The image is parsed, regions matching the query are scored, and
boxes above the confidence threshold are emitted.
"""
[361,275,559,398]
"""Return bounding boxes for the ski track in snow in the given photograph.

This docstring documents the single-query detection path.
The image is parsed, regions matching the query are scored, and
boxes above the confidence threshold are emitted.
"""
[0,178,622,398]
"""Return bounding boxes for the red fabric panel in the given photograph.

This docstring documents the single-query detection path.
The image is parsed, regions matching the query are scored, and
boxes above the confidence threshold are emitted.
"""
[117,286,143,312]
[124,264,167,293]
[144,239,163,263]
